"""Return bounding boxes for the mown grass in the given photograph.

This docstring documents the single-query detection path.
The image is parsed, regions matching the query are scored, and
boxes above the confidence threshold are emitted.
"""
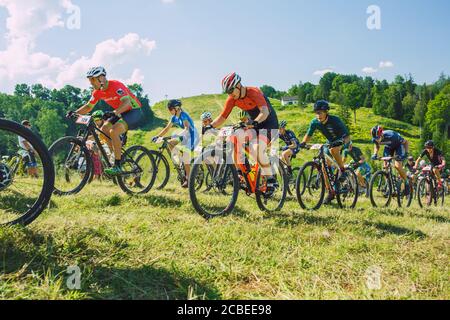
[1,94,445,300]
[0,177,448,300]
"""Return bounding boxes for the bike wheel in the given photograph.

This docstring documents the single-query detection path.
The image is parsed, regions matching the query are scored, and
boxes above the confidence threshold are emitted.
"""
[296,162,325,210]
[417,178,434,208]
[255,159,288,213]
[117,146,156,195]
[336,169,359,209]
[397,179,413,208]
[148,150,170,190]
[49,136,92,196]
[0,119,55,226]
[287,167,301,197]
[369,171,392,208]
[189,149,240,219]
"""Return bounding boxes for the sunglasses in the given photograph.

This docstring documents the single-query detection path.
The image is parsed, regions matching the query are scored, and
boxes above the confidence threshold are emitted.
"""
[226,87,238,95]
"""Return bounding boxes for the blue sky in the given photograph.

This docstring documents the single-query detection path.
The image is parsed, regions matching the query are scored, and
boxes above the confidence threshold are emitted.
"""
[0,0,449,103]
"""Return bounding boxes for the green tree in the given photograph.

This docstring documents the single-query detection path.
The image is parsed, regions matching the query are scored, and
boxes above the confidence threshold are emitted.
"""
[386,86,403,120]
[425,84,450,153]
[14,84,31,98]
[260,85,278,98]
[401,93,417,123]
[34,108,68,146]
[31,84,51,101]
[318,72,338,101]
[342,82,365,124]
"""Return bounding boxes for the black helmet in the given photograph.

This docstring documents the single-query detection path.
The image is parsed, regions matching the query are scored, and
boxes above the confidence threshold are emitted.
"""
[314,100,330,112]
[425,140,435,148]
[167,99,182,110]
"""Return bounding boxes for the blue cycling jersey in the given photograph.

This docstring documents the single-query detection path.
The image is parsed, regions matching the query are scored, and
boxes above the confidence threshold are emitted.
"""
[372,130,404,148]
[280,130,299,147]
[171,111,199,150]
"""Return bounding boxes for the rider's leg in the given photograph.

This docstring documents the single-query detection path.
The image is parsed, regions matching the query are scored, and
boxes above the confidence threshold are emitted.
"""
[109,122,127,164]
[330,146,345,172]
[356,170,365,187]
[434,168,443,187]
[282,149,293,168]
[254,138,272,177]
[101,123,114,155]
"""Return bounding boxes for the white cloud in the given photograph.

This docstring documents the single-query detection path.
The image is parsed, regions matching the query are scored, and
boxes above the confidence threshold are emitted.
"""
[0,0,156,92]
[122,69,145,85]
[379,61,394,68]
[162,0,175,3]
[362,67,378,74]
[313,68,334,77]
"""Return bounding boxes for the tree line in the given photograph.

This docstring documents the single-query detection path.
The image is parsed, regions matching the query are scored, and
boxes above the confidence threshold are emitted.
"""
[261,73,450,154]
[0,83,154,150]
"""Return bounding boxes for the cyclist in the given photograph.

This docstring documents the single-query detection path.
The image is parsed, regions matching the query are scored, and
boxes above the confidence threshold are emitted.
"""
[210,72,280,193]
[279,120,300,175]
[415,140,446,189]
[152,99,199,188]
[371,126,410,187]
[405,156,419,184]
[69,66,144,176]
[342,142,371,193]
[299,100,351,204]
[18,120,39,178]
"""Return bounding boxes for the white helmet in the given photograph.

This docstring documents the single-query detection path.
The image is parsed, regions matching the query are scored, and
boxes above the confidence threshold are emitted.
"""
[222,72,242,94]
[86,66,107,78]
[201,112,212,121]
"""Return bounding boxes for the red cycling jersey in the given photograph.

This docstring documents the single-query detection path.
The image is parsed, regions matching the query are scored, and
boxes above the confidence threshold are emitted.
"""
[88,80,142,111]
[220,87,268,119]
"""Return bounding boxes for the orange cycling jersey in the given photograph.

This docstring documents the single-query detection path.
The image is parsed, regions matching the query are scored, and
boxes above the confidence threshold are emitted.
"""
[88,80,142,111]
[220,87,269,119]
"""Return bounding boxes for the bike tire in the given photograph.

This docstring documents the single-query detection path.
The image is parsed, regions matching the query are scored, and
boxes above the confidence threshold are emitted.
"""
[295,161,325,211]
[255,161,288,213]
[336,168,359,209]
[49,136,92,196]
[189,150,240,220]
[148,150,170,190]
[117,145,157,195]
[417,177,434,208]
[369,171,392,208]
[0,119,55,226]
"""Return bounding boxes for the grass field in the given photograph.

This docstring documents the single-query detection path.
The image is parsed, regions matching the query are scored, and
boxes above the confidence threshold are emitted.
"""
[1,95,447,300]
[0,177,449,300]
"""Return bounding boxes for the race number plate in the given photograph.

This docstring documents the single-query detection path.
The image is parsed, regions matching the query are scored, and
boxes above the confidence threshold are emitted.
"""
[76,115,92,125]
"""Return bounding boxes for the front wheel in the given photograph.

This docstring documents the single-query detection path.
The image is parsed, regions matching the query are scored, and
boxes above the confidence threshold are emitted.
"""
[296,162,325,210]
[417,177,435,208]
[336,169,359,209]
[148,150,170,190]
[49,136,92,196]
[369,171,392,208]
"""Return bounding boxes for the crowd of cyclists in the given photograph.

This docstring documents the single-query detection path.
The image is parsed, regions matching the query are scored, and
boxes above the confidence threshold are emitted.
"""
[9,67,448,217]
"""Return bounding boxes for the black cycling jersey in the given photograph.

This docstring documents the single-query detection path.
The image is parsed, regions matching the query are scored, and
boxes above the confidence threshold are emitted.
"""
[420,148,444,166]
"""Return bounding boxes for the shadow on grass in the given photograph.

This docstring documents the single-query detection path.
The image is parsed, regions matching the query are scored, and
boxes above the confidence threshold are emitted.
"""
[0,227,221,300]
[362,221,427,239]
[143,194,184,208]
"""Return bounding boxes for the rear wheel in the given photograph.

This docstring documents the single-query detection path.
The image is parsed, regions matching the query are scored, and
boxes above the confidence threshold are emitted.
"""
[49,137,92,196]
[117,146,156,195]
[255,159,288,213]
[296,162,325,210]
[189,150,240,219]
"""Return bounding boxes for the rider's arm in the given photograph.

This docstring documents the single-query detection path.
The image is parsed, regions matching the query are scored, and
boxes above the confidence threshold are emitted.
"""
[22,140,33,152]
[157,122,174,137]
[115,96,132,116]
[76,103,94,115]
[402,139,410,153]
[213,97,234,129]
[211,116,227,129]
[359,155,366,164]
[373,142,380,156]
[301,135,312,145]
[253,106,270,124]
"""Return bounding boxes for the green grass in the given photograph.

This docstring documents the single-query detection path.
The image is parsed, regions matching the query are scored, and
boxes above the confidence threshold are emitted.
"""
[0,179,449,300]
[1,94,446,300]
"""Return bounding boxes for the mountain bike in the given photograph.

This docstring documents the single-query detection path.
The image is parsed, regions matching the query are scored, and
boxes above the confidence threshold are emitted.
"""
[0,119,55,226]
[49,113,156,196]
[189,124,288,219]
[0,153,25,184]
[295,144,359,210]
[416,165,445,208]
[149,137,205,190]
[369,157,413,208]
